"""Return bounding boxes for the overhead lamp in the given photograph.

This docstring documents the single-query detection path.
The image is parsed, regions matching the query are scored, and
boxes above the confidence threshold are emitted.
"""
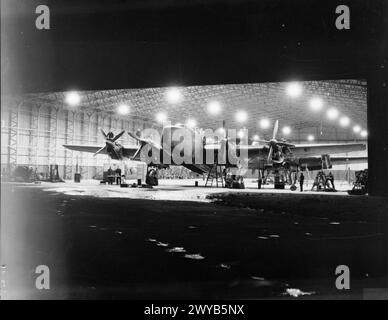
[327,108,339,120]
[307,134,315,141]
[339,116,350,127]
[166,87,182,104]
[286,82,302,97]
[360,130,368,138]
[186,118,197,128]
[156,112,167,123]
[65,91,81,107]
[353,125,361,133]
[207,101,222,115]
[282,126,291,135]
[117,104,130,115]
[309,97,324,111]
[236,110,248,123]
[259,118,271,129]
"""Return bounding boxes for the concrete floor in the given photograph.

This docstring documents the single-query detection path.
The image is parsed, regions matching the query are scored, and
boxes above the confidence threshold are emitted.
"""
[1,180,387,299]
[41,178,356,201]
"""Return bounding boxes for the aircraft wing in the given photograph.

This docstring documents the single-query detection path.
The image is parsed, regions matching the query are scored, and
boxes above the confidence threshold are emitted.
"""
[291,142,366,157]
[63,144,140,158]
[330,156,368,165]
[63,144,108,154]
[122,146,142,159]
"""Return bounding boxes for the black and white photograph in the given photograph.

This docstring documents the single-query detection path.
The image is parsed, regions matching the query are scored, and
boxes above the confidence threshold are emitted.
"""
[1,0,387,303]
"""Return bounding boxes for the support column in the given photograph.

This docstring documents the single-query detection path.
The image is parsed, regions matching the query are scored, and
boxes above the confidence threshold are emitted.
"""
[28,106,40,168]
[64,110,75,179]
[48,107,59,167]
[7,101,20,173]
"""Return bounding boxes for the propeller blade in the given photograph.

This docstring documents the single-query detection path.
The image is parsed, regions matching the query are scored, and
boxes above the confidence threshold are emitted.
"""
[132,146,142,160]
[267,146,273,162]
[272,120,279,140]
[100,129,107,138]
[112,130,125,142]
[94,145,106,156]
[128,132,162,150]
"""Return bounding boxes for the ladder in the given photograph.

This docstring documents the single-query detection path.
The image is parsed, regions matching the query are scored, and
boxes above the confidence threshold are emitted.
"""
[205,165,224,188]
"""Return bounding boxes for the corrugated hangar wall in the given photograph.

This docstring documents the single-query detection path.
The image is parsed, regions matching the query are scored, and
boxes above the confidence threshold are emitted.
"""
[0,101,151,179]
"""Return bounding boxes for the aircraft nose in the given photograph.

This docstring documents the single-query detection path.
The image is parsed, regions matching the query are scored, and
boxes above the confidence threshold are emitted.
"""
[106,141,115,149]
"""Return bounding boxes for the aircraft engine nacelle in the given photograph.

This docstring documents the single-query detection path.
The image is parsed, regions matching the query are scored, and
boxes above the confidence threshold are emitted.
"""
[299,154,332,171]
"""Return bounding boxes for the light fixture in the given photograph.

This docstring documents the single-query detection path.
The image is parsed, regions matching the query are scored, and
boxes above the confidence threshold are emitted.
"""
[353,125,361,133]
[166,87,182,104]
[65,91,81,107]
[215,127,225,136]
[156,112,167,123]
[307,134,315,141]
[327,108,339,120]
[252,134,260,141]
[117,104,130,115]
[286,82,302,97]
[207,101,222,115]
[309,97,324,111]
[237,130,245,139]
[259,118,271,129]
[339,116,350,127]
[186,118,197,128]
[235,110,248,123]
[282,126,291,135]
[360,130,368,138]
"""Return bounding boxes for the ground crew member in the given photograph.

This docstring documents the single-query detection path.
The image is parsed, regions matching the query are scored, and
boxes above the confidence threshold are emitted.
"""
[327,172,335,190]
[299,172,305,192]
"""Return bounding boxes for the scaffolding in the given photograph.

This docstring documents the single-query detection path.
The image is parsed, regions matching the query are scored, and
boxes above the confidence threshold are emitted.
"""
[205,165,225,188]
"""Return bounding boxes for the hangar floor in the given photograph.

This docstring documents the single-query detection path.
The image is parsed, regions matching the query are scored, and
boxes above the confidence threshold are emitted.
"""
[2,180,388,299]
[47,178,360,201]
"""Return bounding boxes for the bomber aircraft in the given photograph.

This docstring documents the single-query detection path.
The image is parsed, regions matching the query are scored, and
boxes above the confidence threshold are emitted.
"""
[63,121,367,185]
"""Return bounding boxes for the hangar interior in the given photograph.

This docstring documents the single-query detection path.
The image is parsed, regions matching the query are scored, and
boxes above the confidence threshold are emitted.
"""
[1,79,367,182]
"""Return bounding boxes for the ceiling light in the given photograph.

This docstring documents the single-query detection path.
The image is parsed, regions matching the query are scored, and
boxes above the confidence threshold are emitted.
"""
[309,97,324,111]
[327,108,339,120]
[259,118,271,129]
[236,110,248,123]
[65,91,81,107]
[339,116,350,127]
[286,82,302,97]
[307,134,315,141]
[186,118,197,128]
[282,126,291,135]
[117,104,130,115]
[156,112,167,123]
[360,130,368,138]
[353,125,361,133]
[207,101,222,115]
[166,87,182,104]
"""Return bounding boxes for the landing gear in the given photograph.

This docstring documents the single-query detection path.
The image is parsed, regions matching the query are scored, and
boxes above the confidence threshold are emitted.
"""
[146,167,159,186]
[261,165,298,191]
[348,169,368,195]
[289,170,298,191]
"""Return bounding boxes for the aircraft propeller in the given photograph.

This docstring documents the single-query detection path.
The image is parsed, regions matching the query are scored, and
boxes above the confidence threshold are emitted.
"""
[128,131,162,160]
[93,129,125,156]
[255,120,295,163]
